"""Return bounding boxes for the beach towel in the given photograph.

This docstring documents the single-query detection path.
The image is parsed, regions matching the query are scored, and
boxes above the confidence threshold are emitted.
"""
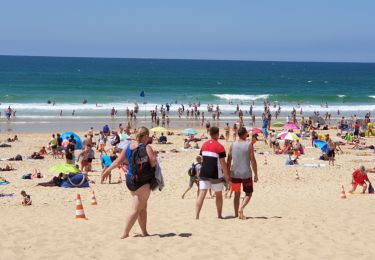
[60,174,89,188]
[0,193,14,197]
[0,180,10,185]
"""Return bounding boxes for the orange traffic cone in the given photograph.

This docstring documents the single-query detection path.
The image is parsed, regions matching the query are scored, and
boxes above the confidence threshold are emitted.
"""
[75,194,87,219]
[294,170,300,180]
[340,185,347,199]
[91,191,98,206]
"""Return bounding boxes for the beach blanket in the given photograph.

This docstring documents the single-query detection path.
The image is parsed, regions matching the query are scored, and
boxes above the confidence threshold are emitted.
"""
[60,174,89,188]
[0,193,14,197]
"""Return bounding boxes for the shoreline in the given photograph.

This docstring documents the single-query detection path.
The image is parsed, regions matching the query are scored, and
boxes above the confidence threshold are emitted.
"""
[0,115,340,133]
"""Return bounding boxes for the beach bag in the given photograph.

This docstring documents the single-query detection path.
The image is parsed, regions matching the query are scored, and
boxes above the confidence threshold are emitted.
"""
[131,143,155,182]
[188,163,197,177]
[15,154,22,161]
[368,182,374,194]
[60,173,89,188]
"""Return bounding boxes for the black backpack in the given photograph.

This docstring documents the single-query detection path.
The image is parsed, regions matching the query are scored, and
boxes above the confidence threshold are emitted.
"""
[188,163,198,177]
[131,143,155,182]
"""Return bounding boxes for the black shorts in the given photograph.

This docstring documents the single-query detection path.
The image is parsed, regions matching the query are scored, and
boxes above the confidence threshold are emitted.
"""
[327,150,335,158]
[87,158,93,163]
[66,153,73,160]
[126,174,153,192]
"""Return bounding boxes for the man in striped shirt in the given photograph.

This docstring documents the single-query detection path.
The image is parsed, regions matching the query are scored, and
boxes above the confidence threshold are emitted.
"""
[196,126,229,219]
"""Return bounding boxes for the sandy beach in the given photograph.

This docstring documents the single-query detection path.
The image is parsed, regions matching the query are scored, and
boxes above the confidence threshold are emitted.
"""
[1,127,375,260]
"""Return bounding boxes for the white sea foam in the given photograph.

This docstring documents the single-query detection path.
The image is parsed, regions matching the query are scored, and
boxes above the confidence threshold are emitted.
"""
[337,95,346,98]
[213,94,270,101]
[2,102,375,114]
[369,96,375,99]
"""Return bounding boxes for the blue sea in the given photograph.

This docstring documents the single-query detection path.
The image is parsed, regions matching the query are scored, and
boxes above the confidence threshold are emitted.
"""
[1,55,375,119]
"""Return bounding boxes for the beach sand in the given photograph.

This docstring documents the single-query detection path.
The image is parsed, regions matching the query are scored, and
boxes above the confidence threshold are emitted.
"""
[1,128,375,260]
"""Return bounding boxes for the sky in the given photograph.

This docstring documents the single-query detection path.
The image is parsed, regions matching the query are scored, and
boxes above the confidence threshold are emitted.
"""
[0,0,374,62]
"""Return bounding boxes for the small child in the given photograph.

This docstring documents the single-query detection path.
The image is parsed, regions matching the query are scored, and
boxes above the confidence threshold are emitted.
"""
[349,166,369,194]
[21,190,32,206]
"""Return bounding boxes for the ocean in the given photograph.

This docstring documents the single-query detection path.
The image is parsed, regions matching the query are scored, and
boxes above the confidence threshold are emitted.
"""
[0,55,375,131]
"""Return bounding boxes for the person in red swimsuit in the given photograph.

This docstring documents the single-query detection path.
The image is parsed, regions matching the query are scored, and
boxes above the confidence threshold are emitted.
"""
[349,166,369,194]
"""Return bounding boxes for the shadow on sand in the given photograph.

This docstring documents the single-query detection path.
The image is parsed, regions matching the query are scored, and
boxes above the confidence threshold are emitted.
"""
[134,233,192,238]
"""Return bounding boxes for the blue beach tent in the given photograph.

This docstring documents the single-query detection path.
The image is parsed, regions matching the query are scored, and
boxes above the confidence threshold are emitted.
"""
[61,132,83,149]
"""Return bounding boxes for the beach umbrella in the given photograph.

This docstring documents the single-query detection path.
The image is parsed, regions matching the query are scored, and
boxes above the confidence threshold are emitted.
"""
[119,134,130,141]
[251,128,263,135]
[277,132,289,139]
[182,128,198,135]
[50,163,80,174]
[284,133,299,141]
[278,132,299,141]
[311,116,325,125]
[314,140,329,153]
[61,132,82,149]
[150,127,167,133]
[283,123,300,130]
[273,121,284,127]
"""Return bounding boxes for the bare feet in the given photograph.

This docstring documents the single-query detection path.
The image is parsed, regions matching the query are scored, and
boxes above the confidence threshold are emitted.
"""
[120,233,129,239]
[238,210,246,220]
[142,232,150,237]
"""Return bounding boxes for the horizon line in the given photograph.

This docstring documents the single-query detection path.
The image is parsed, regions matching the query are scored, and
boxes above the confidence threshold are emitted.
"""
[0,53,374,64]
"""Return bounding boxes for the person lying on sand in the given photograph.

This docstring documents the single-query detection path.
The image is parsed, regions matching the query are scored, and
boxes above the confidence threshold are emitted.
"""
[0,164,13,171]
[21,190,32,206]
[28,152,44,160]
[6,135,18,142]
[22,169,43,179]
[37,173,64,187]
[349,166,370,194]
[31,169,43,179]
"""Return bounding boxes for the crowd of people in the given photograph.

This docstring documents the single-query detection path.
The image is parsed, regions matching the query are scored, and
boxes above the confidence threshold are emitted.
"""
[3,98,375,240]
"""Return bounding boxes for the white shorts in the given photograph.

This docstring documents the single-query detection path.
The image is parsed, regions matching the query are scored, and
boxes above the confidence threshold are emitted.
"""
[199,180,223,192]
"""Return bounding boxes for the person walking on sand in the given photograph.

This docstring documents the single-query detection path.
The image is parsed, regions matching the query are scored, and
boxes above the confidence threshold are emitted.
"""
[195,126,229,219]
[102,127,156,239]
[224,123,230,142]
[227,127,258,219]
[181,156,202,199]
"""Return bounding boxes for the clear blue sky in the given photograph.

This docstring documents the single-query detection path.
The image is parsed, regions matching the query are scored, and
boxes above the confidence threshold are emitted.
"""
[1,0,374,62]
